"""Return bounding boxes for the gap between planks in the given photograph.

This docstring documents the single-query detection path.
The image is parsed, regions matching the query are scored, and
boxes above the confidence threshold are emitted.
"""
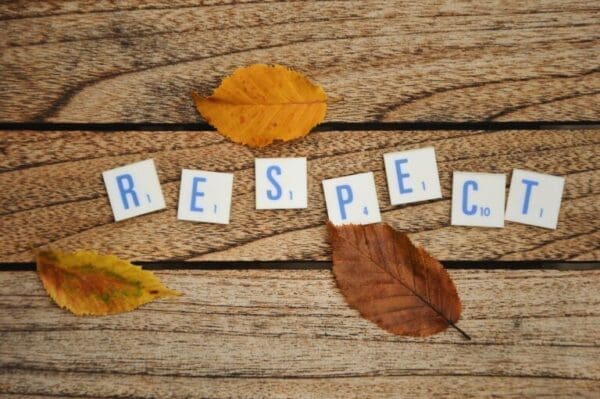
[0,121,599,132]
[1,261,600,272]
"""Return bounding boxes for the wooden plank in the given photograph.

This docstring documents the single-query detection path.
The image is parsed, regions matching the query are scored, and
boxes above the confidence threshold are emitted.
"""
[1,269,599,398]
[1,0,598,123]
[1,129,598,262]
[2,372,598,399]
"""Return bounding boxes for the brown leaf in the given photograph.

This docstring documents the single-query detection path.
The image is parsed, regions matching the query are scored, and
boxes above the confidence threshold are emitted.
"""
[328,222,469,339]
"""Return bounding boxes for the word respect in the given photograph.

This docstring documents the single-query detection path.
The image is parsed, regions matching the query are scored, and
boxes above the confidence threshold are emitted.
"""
[102,146,565,230]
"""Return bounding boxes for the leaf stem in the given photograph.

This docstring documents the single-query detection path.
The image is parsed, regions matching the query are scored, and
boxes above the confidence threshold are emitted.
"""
[448,321,471,340]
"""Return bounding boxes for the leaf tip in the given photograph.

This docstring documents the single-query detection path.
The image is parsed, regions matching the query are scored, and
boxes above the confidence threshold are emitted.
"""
[190,91,203,103]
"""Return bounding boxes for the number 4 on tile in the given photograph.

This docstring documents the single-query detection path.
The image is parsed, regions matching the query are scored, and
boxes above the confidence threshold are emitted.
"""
[322,172,381,225]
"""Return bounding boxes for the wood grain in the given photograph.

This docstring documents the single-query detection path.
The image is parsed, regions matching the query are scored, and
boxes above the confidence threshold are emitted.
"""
[1,0,599,123]
[3,374,598,399]
[1,269,599,398]
[1,129,598,263]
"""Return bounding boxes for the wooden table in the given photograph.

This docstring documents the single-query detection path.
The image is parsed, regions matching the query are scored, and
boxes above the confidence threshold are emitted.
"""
[1,1,599,397]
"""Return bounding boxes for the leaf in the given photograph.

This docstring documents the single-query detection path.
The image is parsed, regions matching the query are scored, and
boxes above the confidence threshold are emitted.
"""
[327,222,469,339]
[192,64,327,147]
[36,249,181,316]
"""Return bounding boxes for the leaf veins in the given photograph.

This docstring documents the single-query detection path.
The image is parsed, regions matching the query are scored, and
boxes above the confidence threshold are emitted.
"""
[328,222,470,339]
[36,249,181,316]
[192,64,327,148]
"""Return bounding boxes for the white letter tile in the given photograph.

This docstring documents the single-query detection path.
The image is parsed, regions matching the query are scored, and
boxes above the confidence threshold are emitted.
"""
[322,172,381,225]
[177,169,234,224]
[505,169,565,229]
[255,158,308,209]
[451,171,506,228]
[102,159,166,222]
[384,147,442,205]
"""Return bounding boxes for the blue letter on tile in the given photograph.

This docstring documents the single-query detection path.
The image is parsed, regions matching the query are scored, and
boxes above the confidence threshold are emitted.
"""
[191,176,207,212]
[266,165,282,200]
[394,158,413,194]
[116,174,139,210]
[462,180,478,216]
[336,184,353,220]
[521,178,539,215]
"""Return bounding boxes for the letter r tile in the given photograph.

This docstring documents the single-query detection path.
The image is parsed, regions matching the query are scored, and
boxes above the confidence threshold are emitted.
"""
[102,159,166,222]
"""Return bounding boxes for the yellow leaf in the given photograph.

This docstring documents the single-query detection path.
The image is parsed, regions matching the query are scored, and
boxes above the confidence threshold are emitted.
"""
[193,64,327,147]
[36,250,181,316]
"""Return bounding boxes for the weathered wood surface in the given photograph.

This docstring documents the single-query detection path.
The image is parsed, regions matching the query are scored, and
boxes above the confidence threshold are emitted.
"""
[3,375,598,399]
[1,269,598,398]
[1,129,598,263]
[1,0,599,123]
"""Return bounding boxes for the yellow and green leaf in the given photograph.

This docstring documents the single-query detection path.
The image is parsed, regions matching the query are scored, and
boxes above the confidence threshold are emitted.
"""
[36,249,181,316]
